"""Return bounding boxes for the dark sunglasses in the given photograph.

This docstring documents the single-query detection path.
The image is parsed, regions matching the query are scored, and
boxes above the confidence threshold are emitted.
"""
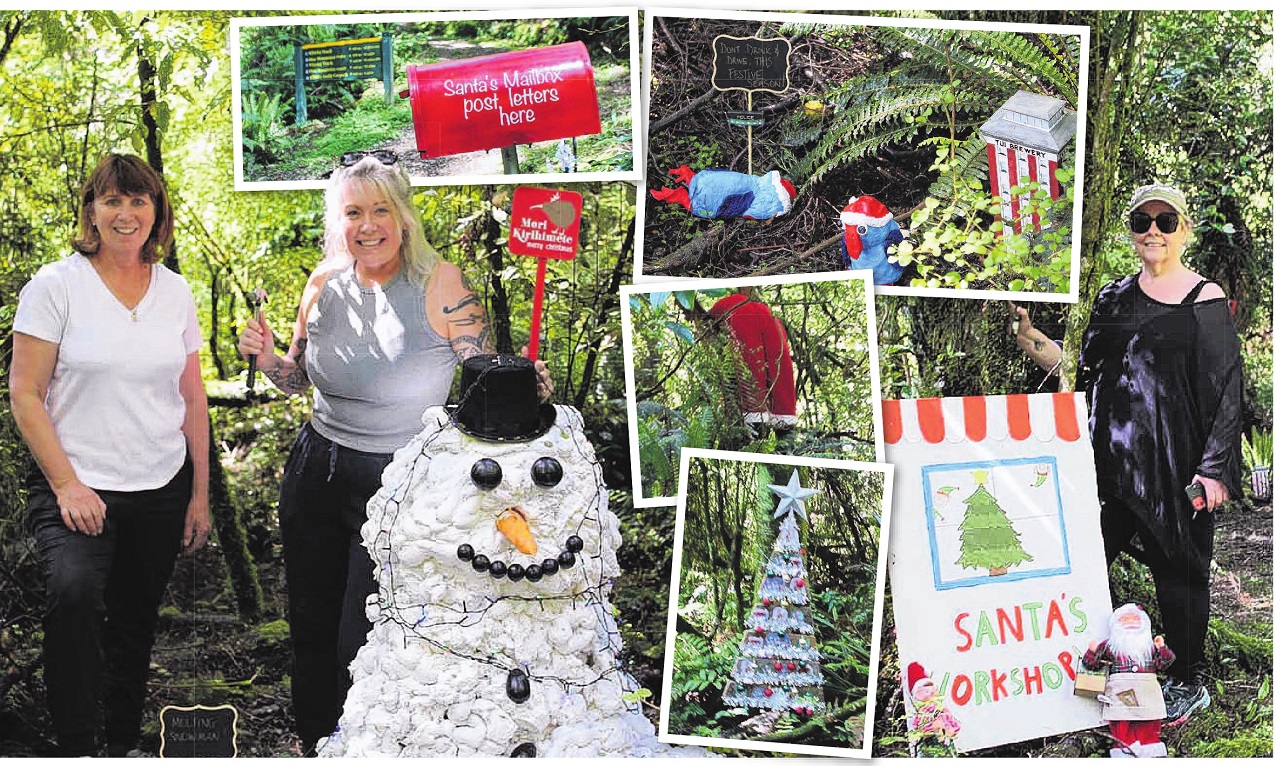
[1128,210,1180,234]
[340,150,398,167]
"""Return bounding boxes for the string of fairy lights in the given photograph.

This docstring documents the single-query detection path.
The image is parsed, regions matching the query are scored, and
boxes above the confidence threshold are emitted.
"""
[360,406,639,706]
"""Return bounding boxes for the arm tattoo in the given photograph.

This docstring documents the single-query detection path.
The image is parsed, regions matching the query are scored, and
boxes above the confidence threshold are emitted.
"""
[1033,340,1045,352]
[264,336,312,394]
[452,325,493,360]
[442,294,481,315]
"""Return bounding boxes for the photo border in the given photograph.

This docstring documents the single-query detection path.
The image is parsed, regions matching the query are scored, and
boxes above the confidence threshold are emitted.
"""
[638,7,1090,303]
[659,447,895,758]
[621,269,884,507]
[230,8,642,191]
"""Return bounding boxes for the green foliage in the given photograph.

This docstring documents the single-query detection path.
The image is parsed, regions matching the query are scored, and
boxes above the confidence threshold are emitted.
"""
[1242,428,1273,471]
[780,22,1080,188]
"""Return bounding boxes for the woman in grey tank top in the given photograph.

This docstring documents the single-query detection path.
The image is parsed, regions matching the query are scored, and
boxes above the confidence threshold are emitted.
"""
[236,156,551,754]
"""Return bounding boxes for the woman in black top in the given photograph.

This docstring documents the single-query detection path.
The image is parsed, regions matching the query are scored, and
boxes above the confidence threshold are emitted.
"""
[1013,183,1243,726]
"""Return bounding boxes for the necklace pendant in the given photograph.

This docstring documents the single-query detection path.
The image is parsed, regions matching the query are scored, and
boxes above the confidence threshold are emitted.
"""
[131,309,139,322]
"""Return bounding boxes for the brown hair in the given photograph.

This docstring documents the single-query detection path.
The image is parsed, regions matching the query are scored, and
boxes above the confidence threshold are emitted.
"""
[72,154,174,264]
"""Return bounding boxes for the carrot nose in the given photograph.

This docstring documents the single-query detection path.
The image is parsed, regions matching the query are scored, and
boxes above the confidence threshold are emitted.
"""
[497,508,537,555]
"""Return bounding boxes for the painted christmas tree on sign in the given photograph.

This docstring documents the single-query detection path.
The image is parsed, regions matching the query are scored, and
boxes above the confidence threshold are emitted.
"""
[722,470,826,717]
[955,469,1033,576]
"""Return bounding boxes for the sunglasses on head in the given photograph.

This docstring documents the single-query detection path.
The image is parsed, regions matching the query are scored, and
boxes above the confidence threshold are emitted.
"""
[1128,210,1180,234]
[339,150,398,167]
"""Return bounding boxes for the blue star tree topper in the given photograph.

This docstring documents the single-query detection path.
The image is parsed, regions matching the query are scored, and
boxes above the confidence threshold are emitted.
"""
[769,470,818,519]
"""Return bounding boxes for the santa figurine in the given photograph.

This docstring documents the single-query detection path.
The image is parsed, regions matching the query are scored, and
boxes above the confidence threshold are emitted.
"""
[649,165,796,221]
[1082,603,1175,758]
[905,661,961,757]
[840,195,905,285]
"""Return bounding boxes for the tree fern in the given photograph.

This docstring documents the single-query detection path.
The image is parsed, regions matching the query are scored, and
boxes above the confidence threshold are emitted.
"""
[780,22,1080,196]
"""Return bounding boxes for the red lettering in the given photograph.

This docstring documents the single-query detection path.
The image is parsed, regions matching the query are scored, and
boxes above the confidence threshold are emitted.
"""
[954,612,973,652]
[951,674,973,706]
[991,667,1009,700]
[997,606,1025,644]
[1045,599,1068,639]
[1059,650,1077,680]
[1022,664,1043,695]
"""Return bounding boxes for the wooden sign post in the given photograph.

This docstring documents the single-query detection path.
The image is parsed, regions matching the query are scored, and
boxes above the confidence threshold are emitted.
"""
[293,35,393,124]
[711,35,792,175]
[509,187,583,360]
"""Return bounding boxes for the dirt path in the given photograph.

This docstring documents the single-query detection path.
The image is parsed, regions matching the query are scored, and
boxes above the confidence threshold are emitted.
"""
[1210,501,1273,635]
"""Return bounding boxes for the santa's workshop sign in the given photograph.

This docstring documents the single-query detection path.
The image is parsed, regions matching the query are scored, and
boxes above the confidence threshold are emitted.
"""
[403,41,602,158]
[885,393,1111,752]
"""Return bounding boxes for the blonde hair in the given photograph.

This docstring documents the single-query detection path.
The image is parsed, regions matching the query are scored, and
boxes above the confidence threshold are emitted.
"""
[322,156,439,286]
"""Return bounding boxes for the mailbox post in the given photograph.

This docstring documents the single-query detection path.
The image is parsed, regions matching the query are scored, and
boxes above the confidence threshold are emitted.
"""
[979,90,1077,234]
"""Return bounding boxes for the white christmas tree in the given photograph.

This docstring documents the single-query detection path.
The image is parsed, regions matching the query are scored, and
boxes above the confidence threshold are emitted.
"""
[722,470,826,717]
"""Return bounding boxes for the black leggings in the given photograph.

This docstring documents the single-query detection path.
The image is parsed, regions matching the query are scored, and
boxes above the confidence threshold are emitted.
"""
[1100,499,1213,684]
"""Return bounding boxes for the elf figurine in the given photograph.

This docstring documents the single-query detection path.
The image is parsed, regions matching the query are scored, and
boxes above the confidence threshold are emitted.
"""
[649,165,796,221]
[840,195,905,285]
[707,290,797,438]
[1082,604,1175,758]
[905,662,961,757]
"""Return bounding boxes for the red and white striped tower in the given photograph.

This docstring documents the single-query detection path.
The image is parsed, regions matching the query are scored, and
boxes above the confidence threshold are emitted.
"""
[979,91,1077,235]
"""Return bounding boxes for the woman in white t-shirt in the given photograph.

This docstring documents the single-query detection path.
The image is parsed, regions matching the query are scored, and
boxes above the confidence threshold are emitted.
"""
[9,154,210,757]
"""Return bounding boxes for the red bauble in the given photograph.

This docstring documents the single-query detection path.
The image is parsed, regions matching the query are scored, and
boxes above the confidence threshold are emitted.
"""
[774,661,783,671]
[755,626,764,634]
[763,688,774,697]
[800,548,806,555]
[787,662,796,671]
[795,578,806,588]
[763,598,772,607]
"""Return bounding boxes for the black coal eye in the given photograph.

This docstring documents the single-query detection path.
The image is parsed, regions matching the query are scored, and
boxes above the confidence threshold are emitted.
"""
[471,459,502,490]
[856,224,867,235]
[530,457,563,487]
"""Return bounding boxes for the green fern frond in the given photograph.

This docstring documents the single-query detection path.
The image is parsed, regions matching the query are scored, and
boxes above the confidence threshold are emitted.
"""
[924,136,991,201]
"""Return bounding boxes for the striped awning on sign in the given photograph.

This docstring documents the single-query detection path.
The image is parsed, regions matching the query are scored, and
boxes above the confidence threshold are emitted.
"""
[882,393,1085,445]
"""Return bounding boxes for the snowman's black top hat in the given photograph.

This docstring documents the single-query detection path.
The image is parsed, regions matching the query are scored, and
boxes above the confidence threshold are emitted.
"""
[449,354,556,442]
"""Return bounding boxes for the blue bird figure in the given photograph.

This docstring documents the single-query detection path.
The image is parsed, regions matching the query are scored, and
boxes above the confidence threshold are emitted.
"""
[840,195,905,285]
[650,165,796,221]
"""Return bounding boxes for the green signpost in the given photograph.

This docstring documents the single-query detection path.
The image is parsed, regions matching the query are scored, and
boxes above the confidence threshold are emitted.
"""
[293,35,393,124]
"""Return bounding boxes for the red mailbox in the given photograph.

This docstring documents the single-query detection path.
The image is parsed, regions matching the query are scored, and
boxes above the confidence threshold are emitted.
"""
[404,41,602,159]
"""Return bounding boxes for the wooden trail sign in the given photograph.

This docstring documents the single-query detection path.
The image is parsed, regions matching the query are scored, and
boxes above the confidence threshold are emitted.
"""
[510,187,583,361]
[293,35,393,124]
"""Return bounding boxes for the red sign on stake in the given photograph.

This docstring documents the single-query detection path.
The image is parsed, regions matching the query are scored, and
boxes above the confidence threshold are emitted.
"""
[404,42,602,159]
[510,187,582,362]
[510,187,583,259]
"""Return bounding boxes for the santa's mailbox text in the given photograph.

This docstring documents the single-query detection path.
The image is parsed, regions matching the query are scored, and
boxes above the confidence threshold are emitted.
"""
[405,41,602,158]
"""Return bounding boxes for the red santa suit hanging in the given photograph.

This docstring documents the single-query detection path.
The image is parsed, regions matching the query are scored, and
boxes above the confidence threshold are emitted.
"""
[708,293,797,430]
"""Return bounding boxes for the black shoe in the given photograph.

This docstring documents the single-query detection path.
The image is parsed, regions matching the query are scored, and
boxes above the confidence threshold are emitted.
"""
[1163,678,1210,726]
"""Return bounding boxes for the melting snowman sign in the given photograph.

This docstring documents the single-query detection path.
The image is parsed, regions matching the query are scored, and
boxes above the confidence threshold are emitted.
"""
[510,186,582,360]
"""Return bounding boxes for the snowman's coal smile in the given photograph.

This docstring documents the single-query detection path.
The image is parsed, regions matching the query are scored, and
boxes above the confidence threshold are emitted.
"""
[457,534,584,583]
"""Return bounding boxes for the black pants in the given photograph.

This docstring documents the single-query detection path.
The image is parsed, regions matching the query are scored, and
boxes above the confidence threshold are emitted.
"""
[1100,499,1213,684]
[278,423,391,753]
[27,460,191,757]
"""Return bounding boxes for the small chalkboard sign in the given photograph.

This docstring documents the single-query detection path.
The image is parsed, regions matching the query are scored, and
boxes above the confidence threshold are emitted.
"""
[711,35,792,94]
[159,704,238,758]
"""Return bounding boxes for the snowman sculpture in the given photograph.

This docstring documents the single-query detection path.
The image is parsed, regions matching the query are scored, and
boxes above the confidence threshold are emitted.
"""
[321,355,699,757]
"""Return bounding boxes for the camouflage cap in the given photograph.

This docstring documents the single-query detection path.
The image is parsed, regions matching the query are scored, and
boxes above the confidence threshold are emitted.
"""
[1125,183,1190,219]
